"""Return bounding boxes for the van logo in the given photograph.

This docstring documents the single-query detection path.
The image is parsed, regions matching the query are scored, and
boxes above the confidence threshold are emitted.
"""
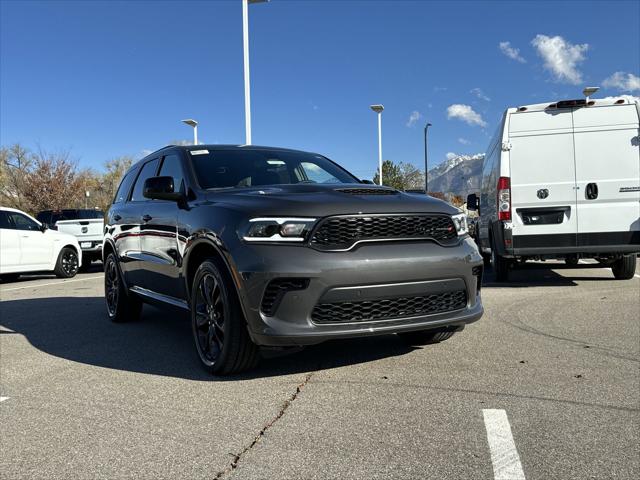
[537,189,549,199]
[81,226,88,233]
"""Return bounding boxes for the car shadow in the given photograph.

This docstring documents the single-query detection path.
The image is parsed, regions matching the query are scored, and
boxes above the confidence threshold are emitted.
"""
[0,263,104,284]
[0,296,418,381]
[483,262,615,288]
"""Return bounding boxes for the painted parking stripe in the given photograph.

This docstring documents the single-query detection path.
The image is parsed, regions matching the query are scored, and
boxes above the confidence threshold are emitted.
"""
[635,274,640,279]
[0,397,9,402]
[0,275,103,293]
[483,409,526,480]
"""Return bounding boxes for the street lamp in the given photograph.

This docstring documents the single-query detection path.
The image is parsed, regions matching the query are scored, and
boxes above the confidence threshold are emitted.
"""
[424,122,432,192]
[182,119,199,145]
[370,104,384,185]
[242,0,269,145]
[583,86,599,101]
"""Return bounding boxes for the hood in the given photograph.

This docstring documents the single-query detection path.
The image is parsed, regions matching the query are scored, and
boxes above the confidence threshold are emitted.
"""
[204,183,459,217]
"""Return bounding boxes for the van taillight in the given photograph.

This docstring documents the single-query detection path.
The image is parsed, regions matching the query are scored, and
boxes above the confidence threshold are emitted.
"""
[497,176,511,221]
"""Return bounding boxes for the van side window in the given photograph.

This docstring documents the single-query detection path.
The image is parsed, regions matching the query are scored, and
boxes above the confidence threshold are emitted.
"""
[130,159,160,202]
[113,171,136,204]
[158,154,185,195]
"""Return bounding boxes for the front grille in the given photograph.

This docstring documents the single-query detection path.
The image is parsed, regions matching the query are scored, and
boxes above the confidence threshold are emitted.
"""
[310,214,457,250]
[312,290,467,324]
[334,188,398,196]
[261,278,309,316]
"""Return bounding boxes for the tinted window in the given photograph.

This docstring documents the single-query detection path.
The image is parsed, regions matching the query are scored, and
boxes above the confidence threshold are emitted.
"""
[40,209,104,223]
[190,150,357,189]
[114,170,136,204]
[130,159,160,202]
[9,213,40,231]
[0,211,12,229]
[36,211,52,225]
[158,154,185,194]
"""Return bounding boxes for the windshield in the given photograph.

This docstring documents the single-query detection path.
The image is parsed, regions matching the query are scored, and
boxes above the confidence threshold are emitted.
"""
[190,149,359,189]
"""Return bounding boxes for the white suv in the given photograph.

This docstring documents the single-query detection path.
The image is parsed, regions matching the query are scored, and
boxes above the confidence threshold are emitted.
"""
[0,206,83,281]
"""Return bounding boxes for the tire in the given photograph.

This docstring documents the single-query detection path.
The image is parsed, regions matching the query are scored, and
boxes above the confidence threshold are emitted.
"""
[398,327,456,345]
[54,247,80,278]
[0,273,20,283]
[190,259,259,375]
[491,240,510,282]
[482,252,491,268]
[565,255,579,266]
[611,254,637,280]
[104,253,142,323]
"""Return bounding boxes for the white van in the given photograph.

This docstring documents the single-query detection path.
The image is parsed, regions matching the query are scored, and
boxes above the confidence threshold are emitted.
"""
[468,97,639,281]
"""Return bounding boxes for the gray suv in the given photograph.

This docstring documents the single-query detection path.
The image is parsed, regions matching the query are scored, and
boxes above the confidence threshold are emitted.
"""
[103,145,484,374]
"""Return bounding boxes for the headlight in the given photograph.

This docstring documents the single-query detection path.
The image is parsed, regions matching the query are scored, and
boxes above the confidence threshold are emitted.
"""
[451,213,468,237]
[242,217,317,243]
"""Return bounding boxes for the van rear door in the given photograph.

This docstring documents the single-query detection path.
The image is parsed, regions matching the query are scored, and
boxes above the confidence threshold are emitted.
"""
[572,103,640,250]
[508,109,578,251]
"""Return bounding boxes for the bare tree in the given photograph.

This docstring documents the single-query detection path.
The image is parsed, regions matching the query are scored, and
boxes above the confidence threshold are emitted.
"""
[0,144,33,211]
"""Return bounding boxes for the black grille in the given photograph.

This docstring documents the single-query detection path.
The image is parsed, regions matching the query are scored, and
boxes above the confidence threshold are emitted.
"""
[334,188,398,196]
[310,214,457,250]
[261,278,309,316]
[312,290,467,324]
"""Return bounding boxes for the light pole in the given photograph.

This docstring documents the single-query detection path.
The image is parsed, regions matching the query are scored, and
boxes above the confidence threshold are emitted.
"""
[424,122,432,192]
[370,104,384,185]
[242,0,269,145]
[182,119,199,145]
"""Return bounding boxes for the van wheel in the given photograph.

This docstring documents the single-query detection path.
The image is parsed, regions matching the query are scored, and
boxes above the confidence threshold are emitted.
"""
[104,253,142,323]
[54,247,79,278]
[611,254,637,280]
[491,243,510,282]
[191,259,259,375]
[482,253,491,268]
[0,273,20,283]
[398,328,456,345]
[565,255,579,266]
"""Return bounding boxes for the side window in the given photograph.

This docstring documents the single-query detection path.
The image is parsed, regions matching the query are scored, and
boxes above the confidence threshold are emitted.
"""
[296,161,340,184]
[9,213,41,231]
[0,211,12,229]
[113,171,136,204]
[130,158,160,202]
[158,154,185,194]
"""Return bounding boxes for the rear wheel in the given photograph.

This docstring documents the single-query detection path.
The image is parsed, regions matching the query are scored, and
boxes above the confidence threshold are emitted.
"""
[0,273,20,283]
[565,255,579,266]
[54,247,79,278]
[191,260,259,375]
[104,253,141,322]
[398,327,457,345]
[611,254,637,280]
[491,240,510,282]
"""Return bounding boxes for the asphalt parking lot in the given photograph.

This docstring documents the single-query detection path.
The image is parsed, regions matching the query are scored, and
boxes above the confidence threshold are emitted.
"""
[1,260,639,480]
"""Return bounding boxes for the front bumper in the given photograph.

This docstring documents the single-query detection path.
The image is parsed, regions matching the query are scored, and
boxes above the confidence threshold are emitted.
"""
[233,237,484,346]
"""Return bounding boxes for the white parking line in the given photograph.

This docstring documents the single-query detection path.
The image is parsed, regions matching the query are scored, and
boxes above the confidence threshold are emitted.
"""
[0,397,9,402]
[0,275,103,292]
[483,409,526,480]
[635,274,640,279]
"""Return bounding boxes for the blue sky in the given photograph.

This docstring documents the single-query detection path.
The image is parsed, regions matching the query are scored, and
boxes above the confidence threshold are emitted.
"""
[1,0,639,179]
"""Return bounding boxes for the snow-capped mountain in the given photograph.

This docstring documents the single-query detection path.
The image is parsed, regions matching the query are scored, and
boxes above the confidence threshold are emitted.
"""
[427,153,485,198]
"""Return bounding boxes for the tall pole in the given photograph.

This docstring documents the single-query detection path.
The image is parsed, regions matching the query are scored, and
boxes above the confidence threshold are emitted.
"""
[242,0,252,145]
[377,112,383,185]
[193,125,198,145]
[424,122,432,192]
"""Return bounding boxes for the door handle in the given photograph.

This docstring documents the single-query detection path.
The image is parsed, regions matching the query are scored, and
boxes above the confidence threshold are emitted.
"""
[585,183,598,200]
[113,214,122,221]
[142,215,153,222]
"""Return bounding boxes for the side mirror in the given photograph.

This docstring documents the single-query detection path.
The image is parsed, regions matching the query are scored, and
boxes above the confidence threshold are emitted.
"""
[40,223,48,232]
[361,179,375,185]
[143,176,183,201]
[466,193,480,211]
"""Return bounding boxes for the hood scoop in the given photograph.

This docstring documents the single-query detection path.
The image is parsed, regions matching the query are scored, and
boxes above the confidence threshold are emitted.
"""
[334,187,398,196]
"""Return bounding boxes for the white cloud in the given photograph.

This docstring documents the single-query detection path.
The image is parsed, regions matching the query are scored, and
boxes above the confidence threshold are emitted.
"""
[406,110,422,127]
[470,87,490,102]
[458,138,470,145]
[499,41,526,63]
[446,104,487,127]
[602,72,640,92]
[531,34,588,85]
[445,152,458,161]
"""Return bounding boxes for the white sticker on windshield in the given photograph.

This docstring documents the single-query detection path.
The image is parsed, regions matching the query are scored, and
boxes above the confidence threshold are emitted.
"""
[190,149,209,155]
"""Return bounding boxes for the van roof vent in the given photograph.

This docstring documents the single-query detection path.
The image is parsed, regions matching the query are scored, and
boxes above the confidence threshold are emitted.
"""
[548,99,587,109]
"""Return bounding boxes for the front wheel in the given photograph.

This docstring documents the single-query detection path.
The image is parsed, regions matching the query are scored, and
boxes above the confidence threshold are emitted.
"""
[104,253,141,322]
[54,247,79,278]
[191,260,259,375]
[611,254,637,280]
